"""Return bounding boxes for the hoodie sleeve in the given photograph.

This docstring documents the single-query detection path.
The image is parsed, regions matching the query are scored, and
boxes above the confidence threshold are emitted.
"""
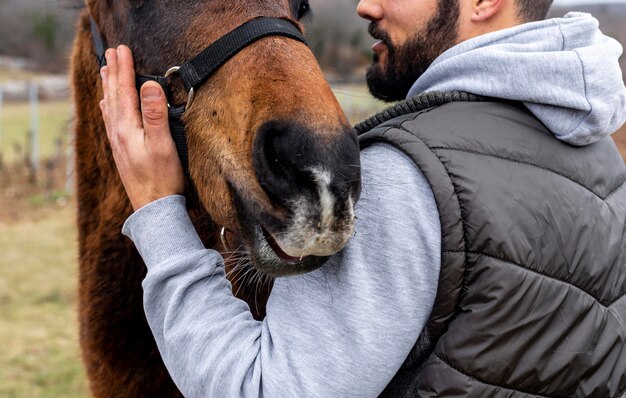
[123,143,441,397]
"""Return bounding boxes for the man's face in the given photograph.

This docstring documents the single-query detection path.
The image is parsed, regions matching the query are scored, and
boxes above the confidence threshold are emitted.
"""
[358,0,460,102]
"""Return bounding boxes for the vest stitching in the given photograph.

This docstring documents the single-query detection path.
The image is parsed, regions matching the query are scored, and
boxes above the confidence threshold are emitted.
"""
[377,108,439,135]
[604,179,626,202]
[608,221,626,307]
[395,123,476,336]
[436,157,474,316]
[609,291,626,310]
[362,127,473,388]
[432,352,561,398]
[444,250,622,308]
[430,147,619,201]
[370,123,473,336]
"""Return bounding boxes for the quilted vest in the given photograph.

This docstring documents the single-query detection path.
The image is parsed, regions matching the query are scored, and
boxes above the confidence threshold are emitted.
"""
[357,93,626,398]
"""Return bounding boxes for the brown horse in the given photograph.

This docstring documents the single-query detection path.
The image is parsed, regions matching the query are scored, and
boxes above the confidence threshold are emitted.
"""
[71,0,361,396]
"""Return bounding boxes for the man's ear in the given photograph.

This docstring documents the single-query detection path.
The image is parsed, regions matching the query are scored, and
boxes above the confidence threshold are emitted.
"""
[470,0,505,22]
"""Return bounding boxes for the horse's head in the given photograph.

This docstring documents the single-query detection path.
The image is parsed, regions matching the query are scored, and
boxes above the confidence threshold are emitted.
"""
[88,0,361,276]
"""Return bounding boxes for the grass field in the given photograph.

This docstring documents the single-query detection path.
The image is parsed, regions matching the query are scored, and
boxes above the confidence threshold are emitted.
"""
[0,204,89,398]
[0,100,72,164]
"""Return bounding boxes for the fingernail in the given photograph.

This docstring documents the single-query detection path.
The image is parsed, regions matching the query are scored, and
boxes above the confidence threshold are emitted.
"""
[100,67,107,79]
[142,86,161,100]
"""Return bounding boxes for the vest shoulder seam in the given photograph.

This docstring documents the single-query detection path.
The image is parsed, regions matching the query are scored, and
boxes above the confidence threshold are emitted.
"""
[609,286,626,308]
[412,130,474,334]
[444,250,624,308]
[431,146,622,201]
[432,352,561,398]
[372,123,472,333]
[604,179,626,201]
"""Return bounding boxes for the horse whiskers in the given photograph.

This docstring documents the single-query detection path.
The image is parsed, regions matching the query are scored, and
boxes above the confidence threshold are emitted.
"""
[234,266,256,298]
[224,252,249,280]
[222,244,245,261]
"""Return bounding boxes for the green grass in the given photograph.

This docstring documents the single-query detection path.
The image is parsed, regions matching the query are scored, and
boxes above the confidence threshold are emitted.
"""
[0,206,89,398]
[0,100,72,164]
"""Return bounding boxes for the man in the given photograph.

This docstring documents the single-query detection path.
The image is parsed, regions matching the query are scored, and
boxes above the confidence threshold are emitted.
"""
[99,0,626,396]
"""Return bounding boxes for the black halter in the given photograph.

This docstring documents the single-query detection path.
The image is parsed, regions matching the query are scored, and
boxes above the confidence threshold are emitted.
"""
[90,16,307,174]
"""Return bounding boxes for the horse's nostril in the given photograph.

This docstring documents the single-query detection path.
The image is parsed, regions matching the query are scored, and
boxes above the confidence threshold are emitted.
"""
[262,127,299,184]
[254,122,312,205]
[253,120,361,209]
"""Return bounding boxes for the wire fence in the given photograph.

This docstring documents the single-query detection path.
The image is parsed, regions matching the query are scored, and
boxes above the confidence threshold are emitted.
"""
[0,80,387,207]
[0,82,74,200]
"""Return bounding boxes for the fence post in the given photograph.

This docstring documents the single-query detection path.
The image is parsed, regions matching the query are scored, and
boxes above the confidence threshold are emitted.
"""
[29,81,40,174]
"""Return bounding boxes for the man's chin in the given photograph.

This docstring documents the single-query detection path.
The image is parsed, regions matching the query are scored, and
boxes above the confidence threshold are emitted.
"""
[366,65,409,103]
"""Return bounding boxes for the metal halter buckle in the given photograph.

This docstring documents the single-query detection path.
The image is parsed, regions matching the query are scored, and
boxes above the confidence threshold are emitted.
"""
[220,227,230,252]
[165,66,195,112]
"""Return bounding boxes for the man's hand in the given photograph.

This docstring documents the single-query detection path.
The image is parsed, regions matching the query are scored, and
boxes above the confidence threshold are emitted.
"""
[99,45,184,211]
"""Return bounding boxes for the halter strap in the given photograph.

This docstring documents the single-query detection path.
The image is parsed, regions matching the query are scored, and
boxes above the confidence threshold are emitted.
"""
[178,17,305,92]
[89,15,308,176]
[89,16,107,70]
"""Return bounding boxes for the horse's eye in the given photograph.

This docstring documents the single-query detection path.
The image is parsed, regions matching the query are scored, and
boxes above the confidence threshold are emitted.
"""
[297,1,311,20]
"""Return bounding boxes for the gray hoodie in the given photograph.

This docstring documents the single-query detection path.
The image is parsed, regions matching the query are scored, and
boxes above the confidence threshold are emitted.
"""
[408,12,626,146]
[123,13,626,398]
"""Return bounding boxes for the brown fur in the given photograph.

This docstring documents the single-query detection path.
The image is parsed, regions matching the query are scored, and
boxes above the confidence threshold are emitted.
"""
[72,0,352,396]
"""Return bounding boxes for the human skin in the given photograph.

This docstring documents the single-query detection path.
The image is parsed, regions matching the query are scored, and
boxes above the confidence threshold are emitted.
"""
[357,0,520,72]
[99,46,184,211]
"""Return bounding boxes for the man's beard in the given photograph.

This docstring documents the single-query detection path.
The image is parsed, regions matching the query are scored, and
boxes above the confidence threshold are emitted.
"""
[366,0,460,102]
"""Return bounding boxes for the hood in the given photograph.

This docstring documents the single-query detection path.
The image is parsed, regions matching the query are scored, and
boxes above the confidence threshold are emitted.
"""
[407,12,626,146]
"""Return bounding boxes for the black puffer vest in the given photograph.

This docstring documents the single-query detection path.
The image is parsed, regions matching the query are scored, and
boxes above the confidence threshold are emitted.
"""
[357,93,626,398]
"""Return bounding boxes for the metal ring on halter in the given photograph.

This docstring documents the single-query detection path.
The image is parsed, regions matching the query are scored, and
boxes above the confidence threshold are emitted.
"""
[164,66,195,112]
[220,227,230,252]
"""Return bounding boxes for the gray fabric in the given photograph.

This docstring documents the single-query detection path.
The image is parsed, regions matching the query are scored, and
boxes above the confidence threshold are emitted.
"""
[122,143,441,397]
[407,12,626,146]
[354,92,484,135]
[360,99,626,397]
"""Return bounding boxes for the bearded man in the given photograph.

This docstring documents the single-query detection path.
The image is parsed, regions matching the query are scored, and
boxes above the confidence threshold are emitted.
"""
[98,0,626,396]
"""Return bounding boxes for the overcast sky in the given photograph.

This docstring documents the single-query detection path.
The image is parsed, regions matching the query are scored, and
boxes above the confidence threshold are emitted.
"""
[553,0,626,5]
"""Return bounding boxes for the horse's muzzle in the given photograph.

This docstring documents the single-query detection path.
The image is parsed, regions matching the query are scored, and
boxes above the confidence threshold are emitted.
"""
[250,119,361,263]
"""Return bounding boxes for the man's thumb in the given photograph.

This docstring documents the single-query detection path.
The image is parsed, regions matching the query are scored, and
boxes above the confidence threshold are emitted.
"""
[140,82,169,135]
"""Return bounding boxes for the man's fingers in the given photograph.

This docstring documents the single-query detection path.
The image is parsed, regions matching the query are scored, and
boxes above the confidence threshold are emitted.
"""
[99,99,108,124]
[140,82,171,139]
[104,48,118,126]
[116,45,141,124]
[100,67,115,142]
[100,65,109,101]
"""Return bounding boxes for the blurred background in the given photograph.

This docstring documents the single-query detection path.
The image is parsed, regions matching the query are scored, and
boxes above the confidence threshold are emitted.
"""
[0,0,624,396]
